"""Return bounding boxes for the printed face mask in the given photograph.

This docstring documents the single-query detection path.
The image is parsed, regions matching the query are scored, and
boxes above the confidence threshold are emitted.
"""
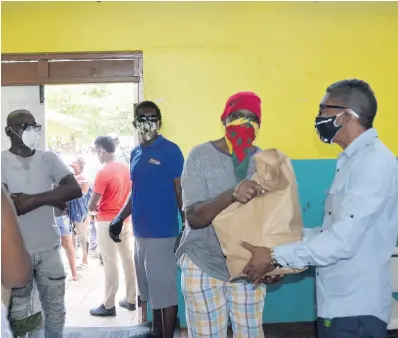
[135,115,160,142]
[315,110,359,144]
[314,113,343,144]
[225,118,259,182]
[137,121,160,141]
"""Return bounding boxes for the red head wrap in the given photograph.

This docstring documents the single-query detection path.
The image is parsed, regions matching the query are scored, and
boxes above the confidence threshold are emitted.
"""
[221,92,262,125]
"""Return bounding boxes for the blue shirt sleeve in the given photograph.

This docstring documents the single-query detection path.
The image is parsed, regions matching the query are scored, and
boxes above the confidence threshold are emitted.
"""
[129,147,138,181]
[168,144,184,180]
[274,154,395,269]
[129,148,137,165]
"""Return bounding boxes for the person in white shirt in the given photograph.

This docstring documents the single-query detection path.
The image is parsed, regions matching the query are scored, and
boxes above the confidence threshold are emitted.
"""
[241,79,398,338]
[2,109,82,338]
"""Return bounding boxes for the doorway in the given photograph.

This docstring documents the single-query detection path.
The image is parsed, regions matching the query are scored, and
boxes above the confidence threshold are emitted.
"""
[1,52,144,335]
[45,83,139,155]
[45,83,139,328]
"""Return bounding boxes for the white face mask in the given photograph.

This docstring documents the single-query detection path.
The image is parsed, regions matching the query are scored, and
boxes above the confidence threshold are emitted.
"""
[21,128,40,149]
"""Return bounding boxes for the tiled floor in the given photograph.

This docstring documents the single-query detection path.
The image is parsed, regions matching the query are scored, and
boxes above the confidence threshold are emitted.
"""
[179,323,317,338]
[64,254,139,328]
[62,252,320,337]
[26,251,141,336]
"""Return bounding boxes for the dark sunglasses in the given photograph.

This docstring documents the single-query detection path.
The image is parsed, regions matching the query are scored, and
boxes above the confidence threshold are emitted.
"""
[135,114,159,123]
[8,123,42,132]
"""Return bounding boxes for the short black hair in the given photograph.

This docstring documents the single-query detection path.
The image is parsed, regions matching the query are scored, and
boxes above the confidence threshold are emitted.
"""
[134,101,162,128]
[94,136,116,153]
[326,79,377,129]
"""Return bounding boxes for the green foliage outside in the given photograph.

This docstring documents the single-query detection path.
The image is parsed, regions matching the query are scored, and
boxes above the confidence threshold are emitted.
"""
[46,83,137,151]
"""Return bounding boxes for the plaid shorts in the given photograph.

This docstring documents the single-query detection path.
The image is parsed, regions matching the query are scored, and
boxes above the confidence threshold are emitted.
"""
[180,254,266,338]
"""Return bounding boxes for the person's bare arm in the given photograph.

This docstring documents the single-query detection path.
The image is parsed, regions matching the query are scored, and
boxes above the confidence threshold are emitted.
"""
[182,146,265,230]
[115,192,133,221]
[182,146,230,230]
[114,149,135,222]
[185,189,235,229]
[40,152,83,205]
[88,192,102,213]
[1,187,32,288]
[34,174,82,206]
[12,152,83,215]
[12,174,82,216]
[186,180,265,229]
[174,178,185,223]
[168,146,185,224]
[80,181,90,195]
[88,167,107,213]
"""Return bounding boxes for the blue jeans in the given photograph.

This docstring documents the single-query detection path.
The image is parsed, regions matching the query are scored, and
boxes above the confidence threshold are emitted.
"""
[55,216,72,236]
[317,316,387,338]
[10,247,66,338]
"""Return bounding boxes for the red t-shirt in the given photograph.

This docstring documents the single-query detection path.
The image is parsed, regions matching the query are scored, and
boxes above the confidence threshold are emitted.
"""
[93,161,130,221]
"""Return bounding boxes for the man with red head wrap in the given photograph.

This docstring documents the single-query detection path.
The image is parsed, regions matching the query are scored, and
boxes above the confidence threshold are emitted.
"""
[175,92,279,337]
[222,92,261,182]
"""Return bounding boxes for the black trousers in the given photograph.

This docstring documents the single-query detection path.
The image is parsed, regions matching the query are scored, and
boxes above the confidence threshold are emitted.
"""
[317,316,387,338]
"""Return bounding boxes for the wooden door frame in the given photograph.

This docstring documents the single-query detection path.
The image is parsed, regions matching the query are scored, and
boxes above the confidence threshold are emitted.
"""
[1,51,143,86]
[1,51,142,61]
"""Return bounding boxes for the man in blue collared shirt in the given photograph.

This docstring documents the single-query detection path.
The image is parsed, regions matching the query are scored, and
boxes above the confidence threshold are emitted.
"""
[108,101,184,338]
[241,79,398,337]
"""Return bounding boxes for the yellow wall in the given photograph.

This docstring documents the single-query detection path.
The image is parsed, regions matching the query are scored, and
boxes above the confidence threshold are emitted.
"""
[2,1,398,158]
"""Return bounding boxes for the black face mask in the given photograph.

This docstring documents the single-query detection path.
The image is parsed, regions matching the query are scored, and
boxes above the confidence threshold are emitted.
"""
[314,114,343,144]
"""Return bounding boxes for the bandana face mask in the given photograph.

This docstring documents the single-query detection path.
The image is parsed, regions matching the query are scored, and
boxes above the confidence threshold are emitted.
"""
[135,114,160,142]
[225,118,259,182]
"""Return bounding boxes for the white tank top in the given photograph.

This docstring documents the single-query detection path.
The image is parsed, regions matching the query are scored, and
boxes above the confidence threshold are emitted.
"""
[1,303,13,338]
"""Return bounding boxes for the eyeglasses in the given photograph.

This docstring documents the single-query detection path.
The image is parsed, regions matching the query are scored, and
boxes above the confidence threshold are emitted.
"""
[8,123,42,132]
[318,104,347,116]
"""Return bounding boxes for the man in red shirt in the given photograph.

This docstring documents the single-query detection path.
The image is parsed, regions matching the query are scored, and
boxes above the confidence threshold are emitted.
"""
[88,136,136,317]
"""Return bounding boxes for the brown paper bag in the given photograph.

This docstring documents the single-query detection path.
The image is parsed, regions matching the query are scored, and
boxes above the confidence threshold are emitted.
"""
[213,148,306,279]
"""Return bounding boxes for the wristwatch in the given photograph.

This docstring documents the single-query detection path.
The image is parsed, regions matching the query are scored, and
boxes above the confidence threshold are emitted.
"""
[270,248,282,268]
